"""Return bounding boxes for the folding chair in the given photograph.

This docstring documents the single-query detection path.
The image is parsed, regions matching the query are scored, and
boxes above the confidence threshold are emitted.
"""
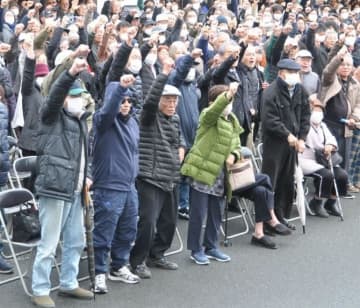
[13,156,37,189]
[220,196,253,241]
[164,227,184,257]
[0,188,60,296]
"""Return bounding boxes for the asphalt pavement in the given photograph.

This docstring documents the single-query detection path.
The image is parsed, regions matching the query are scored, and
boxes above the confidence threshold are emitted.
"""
[1,196,360,308]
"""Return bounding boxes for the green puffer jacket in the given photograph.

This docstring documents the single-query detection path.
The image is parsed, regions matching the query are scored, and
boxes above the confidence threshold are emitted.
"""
[181,92,243,188]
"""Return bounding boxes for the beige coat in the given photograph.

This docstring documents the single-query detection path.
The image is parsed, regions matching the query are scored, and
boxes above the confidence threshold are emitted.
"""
[319,54,360,137]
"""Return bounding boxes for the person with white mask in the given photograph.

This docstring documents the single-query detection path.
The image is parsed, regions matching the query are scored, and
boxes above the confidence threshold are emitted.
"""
[299,104,347,217]
[168,47,202,220]
[32,58,94,308]
[261,58,311,230]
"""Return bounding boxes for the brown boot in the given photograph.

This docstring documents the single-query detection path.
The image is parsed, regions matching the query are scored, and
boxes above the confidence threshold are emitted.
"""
[58,287,94,300]
[31,295,55,308]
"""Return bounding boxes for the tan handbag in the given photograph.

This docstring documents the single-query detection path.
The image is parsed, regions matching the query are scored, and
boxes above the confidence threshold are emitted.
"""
[228,159,256,191]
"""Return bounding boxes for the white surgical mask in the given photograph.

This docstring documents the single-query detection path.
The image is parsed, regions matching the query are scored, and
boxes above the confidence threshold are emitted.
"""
[273,13,282,21]
[36,77,45,87]
[316,34,325,43]
[187,17,197,25]
[128,60,142,74]
[344,37,356,47]
[341,13,349,20]
[308,14,317,22]
[284,73,300,86]
[222,103,233,117]
[310,111,324,125]
[158,24,168,32]
[119,33,128,42]
[185,67,196,82]
[158,35,166,44]
[145,53,157,66]
[144,29,152,36]
[66,97,83,116]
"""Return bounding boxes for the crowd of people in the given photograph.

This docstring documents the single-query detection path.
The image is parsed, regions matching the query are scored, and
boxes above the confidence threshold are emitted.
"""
[0,0,359,307]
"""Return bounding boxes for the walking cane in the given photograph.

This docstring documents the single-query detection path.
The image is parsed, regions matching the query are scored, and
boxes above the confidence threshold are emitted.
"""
[222,197,232,247]
[328,157,344,221]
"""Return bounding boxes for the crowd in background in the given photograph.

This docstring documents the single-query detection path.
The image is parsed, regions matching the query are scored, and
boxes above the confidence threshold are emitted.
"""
[0,0,360,306]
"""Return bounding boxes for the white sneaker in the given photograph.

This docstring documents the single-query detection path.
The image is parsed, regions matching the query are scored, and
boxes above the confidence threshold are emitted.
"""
[108,265,141,284]
[94,274,108,294]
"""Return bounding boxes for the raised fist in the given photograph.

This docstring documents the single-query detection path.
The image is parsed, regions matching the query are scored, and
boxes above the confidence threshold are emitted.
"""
[69,58,88,76]
[227,82,239,100]
[120,74,136,88]
[162,57,175,75]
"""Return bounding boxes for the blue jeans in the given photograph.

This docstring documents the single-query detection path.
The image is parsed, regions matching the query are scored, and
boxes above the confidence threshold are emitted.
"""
[179,180,190,210]
[93,186,138,274]
[32,193,85,296]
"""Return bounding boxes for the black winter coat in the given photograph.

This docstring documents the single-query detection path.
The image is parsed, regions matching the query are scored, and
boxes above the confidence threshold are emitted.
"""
[18,57,42,153]
[138,73,184,191]
[35,71,90,202]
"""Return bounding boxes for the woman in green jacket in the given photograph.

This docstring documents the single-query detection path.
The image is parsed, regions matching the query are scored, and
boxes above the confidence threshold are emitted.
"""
[182,84,291,264]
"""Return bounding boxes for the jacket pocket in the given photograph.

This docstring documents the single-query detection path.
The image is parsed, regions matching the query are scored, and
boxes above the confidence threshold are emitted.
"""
[39,155,76,195]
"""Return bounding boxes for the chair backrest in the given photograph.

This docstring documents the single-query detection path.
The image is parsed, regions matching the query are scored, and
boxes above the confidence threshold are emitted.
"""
[13,156,37,188]
[0,188,33,209]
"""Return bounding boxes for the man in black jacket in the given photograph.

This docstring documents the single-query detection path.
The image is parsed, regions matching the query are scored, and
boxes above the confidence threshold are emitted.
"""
[31,58,94,308]
[261,59,311,230]
[130,57,186,279]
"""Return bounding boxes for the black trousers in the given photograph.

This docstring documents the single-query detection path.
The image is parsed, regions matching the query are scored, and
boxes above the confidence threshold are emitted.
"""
[130,179,178,268]
[233,173,273,223]
[311,167,348,198]
[262,142,296,221]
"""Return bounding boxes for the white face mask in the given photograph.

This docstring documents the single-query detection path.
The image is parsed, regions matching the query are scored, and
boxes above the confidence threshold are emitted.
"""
[310,111,324,125]
[36,77,45,86]
[158,35,166,44]
[144,29,152,36]
[344,37,356,47]
[187,17,197,25]
[66,97,83,116]
[341,13,349,20]
[185,67,196,82]
[273,13,282,21]
[128,60,142,74]
[316,34,326,43]
[158,24,168,32]
[284,73,300,86]
[222,103,233,117]
[119,33,128,42]
[308,14,317,22]
[144,53,157,66]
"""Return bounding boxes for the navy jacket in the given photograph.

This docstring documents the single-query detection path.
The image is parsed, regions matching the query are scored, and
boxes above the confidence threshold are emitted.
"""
[92,82,139,191]
[0,102,9,187]
[168,55,199,150]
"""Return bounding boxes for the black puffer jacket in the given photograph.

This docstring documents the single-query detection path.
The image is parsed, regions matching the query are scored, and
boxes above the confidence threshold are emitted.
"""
[35,70,90,202]
[0,102,9,187]
[138,73,184,191]
[18,57,42,153]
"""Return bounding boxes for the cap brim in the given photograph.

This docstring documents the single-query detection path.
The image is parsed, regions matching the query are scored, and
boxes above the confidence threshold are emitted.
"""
[69,88,87,96]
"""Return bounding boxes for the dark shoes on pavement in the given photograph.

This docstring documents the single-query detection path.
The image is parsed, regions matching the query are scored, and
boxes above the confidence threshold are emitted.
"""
[324,199,342,217]
[251,235,277,249]
[309,198,329,218]
[178,207,190,220]
[0,256,13,274]
[131,262,152,279]
[264,223,291,235]
[147,257,178,270]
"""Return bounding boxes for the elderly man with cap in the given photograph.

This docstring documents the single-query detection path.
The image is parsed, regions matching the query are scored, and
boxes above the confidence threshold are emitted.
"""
[129,57,186,279]
[296,49,320,96]
[261,58,311,230]
[31,58,94,308]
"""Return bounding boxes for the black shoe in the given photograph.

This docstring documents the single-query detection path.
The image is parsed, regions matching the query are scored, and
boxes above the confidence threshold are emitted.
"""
[343,193,355,199]
[279,219,296,230]
[265,223,291,235]
[324,199,341,217]
[178,208,189,220]
[309,198,329,218]
[0,256,13,274]
[147,258,178,270]
[251,235,277,249]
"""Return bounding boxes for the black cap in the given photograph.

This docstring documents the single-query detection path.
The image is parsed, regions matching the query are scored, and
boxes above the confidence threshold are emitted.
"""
[143,19,155,26]
[277,59,301,71]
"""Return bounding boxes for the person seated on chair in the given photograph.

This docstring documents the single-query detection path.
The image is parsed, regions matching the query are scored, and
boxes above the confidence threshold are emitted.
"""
[299,103,347,217]
[0,84,13,274]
